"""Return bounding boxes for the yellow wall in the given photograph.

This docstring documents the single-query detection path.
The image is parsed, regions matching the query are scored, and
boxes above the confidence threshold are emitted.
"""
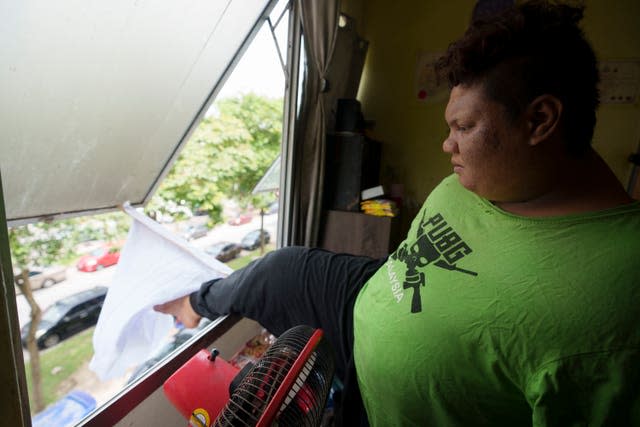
[584,0,640,187]
[343,0,640,212]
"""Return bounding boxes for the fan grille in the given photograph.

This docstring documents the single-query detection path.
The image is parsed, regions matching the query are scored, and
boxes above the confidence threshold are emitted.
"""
[214,325,335,427]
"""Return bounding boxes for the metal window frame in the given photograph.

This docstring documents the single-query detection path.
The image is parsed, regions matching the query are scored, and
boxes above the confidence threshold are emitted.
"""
[77,314,240,427]
[0,170,31,426]
[0,0,303,424]
[277,0,303,247]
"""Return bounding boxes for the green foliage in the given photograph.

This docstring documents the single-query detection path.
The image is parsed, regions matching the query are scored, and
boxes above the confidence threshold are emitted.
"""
[70,212,131,246]
[9,220,75,269]
[147,93,283,223]
[9,212,130,270]
[24,327,95,412]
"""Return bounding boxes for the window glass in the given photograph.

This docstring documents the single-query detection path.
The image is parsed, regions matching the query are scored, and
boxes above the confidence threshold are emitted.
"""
[41,303,69,324]
[66,306,82,316]
[11,0,288,421]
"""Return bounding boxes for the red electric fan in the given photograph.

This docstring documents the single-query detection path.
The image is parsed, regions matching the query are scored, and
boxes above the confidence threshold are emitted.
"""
[164,325,335,427]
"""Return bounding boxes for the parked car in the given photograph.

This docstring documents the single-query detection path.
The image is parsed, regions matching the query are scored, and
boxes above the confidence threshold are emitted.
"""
[76,245,121,272]
[204,242,242,263]
[265,201,279,215]
[240,229,271,250]
[20,286,108,349]
[13,265,67,290]
[227,213,252,226]
[181,223,209,240]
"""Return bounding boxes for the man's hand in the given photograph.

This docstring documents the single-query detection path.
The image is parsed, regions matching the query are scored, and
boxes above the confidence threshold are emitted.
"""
[153,295,202,328]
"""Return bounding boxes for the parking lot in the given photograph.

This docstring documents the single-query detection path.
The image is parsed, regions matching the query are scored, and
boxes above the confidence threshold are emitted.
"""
[15,212,278,330]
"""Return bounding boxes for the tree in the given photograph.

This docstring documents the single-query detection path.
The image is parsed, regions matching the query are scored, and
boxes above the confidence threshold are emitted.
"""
[71,212,131,245]
[8,210,129,413]
[147,93,282,223]
[9,220,75,413]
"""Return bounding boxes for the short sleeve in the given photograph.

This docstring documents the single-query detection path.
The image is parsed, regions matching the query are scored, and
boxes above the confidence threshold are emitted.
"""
[525,349,640,427]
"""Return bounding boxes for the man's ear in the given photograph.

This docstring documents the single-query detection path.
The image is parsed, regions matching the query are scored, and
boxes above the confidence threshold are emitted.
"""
[526,95,563,146]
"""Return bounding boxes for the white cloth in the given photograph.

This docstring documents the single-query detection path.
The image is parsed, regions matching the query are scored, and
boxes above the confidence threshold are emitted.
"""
[89,203,232,381]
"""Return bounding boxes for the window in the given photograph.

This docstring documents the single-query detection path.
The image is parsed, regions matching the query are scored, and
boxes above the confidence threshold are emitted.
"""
[3,1,292,425]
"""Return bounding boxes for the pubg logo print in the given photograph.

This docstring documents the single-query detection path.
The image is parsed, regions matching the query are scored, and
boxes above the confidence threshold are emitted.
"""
[390,211,477,313]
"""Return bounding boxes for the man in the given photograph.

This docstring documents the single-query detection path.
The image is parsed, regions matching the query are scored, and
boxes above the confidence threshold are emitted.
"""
[156,1,640,425]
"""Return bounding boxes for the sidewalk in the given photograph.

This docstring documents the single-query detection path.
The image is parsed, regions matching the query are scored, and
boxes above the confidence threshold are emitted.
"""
[58,361,131,406]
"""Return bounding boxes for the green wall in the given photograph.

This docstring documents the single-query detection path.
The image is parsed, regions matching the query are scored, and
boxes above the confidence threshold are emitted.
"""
[343,0,640,213]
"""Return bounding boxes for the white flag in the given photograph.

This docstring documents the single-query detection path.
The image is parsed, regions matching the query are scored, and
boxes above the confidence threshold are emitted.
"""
[89,203,232,380]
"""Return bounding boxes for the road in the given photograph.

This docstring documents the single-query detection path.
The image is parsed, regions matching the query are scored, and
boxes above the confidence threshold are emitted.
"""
[185,210,278,252]
[15,212,278,329]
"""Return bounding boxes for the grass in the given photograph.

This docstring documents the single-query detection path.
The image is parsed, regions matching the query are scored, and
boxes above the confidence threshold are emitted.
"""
[226,244,275,270]
[24,327,95,412]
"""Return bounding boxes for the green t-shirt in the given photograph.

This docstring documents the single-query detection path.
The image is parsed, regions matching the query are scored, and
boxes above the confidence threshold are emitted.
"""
[353,175,640,426]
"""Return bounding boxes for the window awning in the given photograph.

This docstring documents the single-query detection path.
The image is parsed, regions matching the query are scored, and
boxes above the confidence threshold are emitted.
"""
[0,0,275,226]
[252,155,281,194]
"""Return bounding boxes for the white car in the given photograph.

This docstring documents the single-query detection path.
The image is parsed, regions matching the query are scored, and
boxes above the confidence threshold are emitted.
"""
[14,266,67,290]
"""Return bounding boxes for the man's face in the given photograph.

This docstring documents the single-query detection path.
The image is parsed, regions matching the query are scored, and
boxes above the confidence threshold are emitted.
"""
[443,84,534,202]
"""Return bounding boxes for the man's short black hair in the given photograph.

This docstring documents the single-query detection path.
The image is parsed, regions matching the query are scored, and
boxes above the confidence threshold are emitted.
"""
[436,0,599,156]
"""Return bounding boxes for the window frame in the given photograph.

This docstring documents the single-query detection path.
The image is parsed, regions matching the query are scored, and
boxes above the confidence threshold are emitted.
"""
[0,0,302,424]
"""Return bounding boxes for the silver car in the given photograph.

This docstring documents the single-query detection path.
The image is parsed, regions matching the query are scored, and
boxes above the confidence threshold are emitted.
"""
[14,266,67,290]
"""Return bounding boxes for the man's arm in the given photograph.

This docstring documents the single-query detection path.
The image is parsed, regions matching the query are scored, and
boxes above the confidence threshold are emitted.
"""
[153,247,310,329]
[153,245,386,380]
[154,246,386,338]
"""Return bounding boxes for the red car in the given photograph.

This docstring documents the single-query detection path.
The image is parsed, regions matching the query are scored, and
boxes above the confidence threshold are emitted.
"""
[227,213,252,226]
[76,245,121,272]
